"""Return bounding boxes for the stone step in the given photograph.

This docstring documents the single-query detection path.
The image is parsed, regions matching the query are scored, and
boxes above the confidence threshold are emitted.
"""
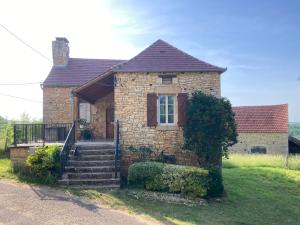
[68,155,115,161]
[75,144,115,150]
[67,160,116,167]
[72,149,115,155]
[66,172,115,179]
[59,184,120,189]
[59,178,120,186]
[64,166,117,173]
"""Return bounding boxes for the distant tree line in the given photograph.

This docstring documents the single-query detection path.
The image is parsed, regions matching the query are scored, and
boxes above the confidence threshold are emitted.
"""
[0,112,42,154]
[289,122,300,139]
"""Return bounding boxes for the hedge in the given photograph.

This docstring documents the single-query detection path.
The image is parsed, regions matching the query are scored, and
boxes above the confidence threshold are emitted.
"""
[128,162,209,197]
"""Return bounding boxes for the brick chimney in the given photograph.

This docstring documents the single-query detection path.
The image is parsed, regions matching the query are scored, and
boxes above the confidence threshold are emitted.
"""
[52,37,69,66]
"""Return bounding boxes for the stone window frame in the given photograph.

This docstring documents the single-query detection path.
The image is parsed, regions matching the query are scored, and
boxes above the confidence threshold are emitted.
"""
[158,74,178,85]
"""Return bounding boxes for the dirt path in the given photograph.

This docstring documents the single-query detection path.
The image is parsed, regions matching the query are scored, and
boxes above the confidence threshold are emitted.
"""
[0,180,149,225]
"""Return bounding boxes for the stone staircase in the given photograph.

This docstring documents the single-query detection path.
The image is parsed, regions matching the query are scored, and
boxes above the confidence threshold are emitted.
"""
[59,142,120,189]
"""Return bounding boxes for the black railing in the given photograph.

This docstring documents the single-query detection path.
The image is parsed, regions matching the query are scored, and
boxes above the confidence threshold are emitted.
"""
[115,120,120,178]
[13,123,72,145]
[60,123,75,177]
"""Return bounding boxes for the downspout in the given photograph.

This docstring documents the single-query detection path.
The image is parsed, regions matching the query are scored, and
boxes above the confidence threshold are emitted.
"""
[70,91,74,123]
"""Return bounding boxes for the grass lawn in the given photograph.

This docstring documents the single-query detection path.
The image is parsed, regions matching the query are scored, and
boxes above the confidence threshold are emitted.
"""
[1,155,300,225]
[0,159,17,180]
[71,154,300,225]
[223,154,300,170]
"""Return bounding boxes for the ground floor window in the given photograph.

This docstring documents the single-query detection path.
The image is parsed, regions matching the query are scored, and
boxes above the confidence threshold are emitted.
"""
[158,95,174,125]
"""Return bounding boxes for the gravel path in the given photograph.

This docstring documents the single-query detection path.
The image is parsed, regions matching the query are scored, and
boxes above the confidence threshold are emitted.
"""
[0,180,149,225]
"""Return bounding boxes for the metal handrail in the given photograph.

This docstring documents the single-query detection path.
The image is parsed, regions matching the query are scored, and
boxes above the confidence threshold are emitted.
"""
[115,120,120,178]
[60,123,75,178]
[13,123,72,145]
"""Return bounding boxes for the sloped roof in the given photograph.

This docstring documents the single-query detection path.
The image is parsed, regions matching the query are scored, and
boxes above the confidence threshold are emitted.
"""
[43,39,226,86]
[43,58,125,86]
[233,104,288,133]
[113,39,226,73]
[289,136,300,146]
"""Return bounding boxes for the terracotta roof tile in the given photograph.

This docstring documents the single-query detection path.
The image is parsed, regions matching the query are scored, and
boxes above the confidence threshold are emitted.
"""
[113,39,226,73]
[233,104,288,133]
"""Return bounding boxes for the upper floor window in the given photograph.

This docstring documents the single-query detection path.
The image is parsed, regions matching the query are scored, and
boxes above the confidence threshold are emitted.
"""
[79,102,91,123]
[162,77,173,85]
[158,95,174,124]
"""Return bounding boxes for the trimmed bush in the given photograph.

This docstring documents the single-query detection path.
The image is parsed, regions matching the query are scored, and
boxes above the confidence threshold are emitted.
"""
[128,162,209,197]
[25,145,61,184]
[128,161,164,187]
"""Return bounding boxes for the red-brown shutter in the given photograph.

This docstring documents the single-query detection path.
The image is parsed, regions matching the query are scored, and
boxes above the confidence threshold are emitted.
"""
[147,93,158,127]
[177,93,188,127]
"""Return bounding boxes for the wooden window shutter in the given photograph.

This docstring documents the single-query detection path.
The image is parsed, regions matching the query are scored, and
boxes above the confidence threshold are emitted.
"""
[177,93,188,127]
[147,93,158,127]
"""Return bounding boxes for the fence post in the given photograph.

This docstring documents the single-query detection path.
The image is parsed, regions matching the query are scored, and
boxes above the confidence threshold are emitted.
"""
[13,125,16,146]
[4,130,8,151]
[25,124,28,144]
[42,124,45,145]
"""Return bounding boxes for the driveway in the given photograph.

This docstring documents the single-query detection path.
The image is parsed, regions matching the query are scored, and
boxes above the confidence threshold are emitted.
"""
[0,180,149,225]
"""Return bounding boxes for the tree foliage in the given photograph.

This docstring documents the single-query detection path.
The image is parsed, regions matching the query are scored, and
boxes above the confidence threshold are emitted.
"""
[184,91,238,168]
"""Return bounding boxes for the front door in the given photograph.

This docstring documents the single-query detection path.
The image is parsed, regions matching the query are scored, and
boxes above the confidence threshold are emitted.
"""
[106,106,114,139]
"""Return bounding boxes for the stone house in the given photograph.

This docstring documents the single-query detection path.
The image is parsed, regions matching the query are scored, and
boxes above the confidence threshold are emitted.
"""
[43,38,225,162]
[231,104,289,154]
[41,38,290,186]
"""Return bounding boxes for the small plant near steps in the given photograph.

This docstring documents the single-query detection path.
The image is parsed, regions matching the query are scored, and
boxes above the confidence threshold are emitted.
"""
[59,142,120,189]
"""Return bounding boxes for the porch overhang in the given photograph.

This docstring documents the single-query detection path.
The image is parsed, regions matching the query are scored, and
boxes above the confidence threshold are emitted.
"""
[73,70,114,103]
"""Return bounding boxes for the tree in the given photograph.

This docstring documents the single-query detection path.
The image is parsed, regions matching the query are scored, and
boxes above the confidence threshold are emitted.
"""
[183,91,238,196]
[19,112,31,123]
[184,91,238,167]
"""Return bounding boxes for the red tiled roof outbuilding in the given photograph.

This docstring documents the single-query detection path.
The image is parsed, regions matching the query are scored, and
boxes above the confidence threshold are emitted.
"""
[233,104,288,133]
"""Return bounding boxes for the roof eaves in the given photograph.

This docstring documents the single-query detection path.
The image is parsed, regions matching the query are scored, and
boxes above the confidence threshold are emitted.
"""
[43,84,80,88]
[113,68,226,73]
[289,136,300,145]
[73,69,115,94]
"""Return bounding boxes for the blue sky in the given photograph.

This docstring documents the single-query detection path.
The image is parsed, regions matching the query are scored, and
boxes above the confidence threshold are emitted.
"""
[0,0,299,121]
[110,0,300,121]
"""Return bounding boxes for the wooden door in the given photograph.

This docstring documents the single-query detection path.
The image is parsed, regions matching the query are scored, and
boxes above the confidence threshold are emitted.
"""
[106,107,114,139]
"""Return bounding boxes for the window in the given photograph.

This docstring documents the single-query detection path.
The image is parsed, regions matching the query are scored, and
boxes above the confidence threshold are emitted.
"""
[158,95,174,124]
[79,102,91,123]
[162,77,173,85]
[251,146,267,154]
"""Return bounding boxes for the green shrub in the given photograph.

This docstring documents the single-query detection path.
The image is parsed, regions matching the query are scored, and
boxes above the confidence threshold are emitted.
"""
[156,151,177,164]
[127,145,158,161]
[25,145,61,184]
[128,161,164,187]
[184,91,237,167]
[128,162,209,197]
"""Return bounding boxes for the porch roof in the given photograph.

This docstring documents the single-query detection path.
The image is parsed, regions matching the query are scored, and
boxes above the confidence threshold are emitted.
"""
[73,70,114,103]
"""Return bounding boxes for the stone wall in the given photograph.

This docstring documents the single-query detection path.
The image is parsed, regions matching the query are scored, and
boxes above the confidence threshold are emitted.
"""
[10,146,30,165]
[90,92,114,139]
[114,71,221,171]
[230,132,289,154]
[43,87,75,123]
